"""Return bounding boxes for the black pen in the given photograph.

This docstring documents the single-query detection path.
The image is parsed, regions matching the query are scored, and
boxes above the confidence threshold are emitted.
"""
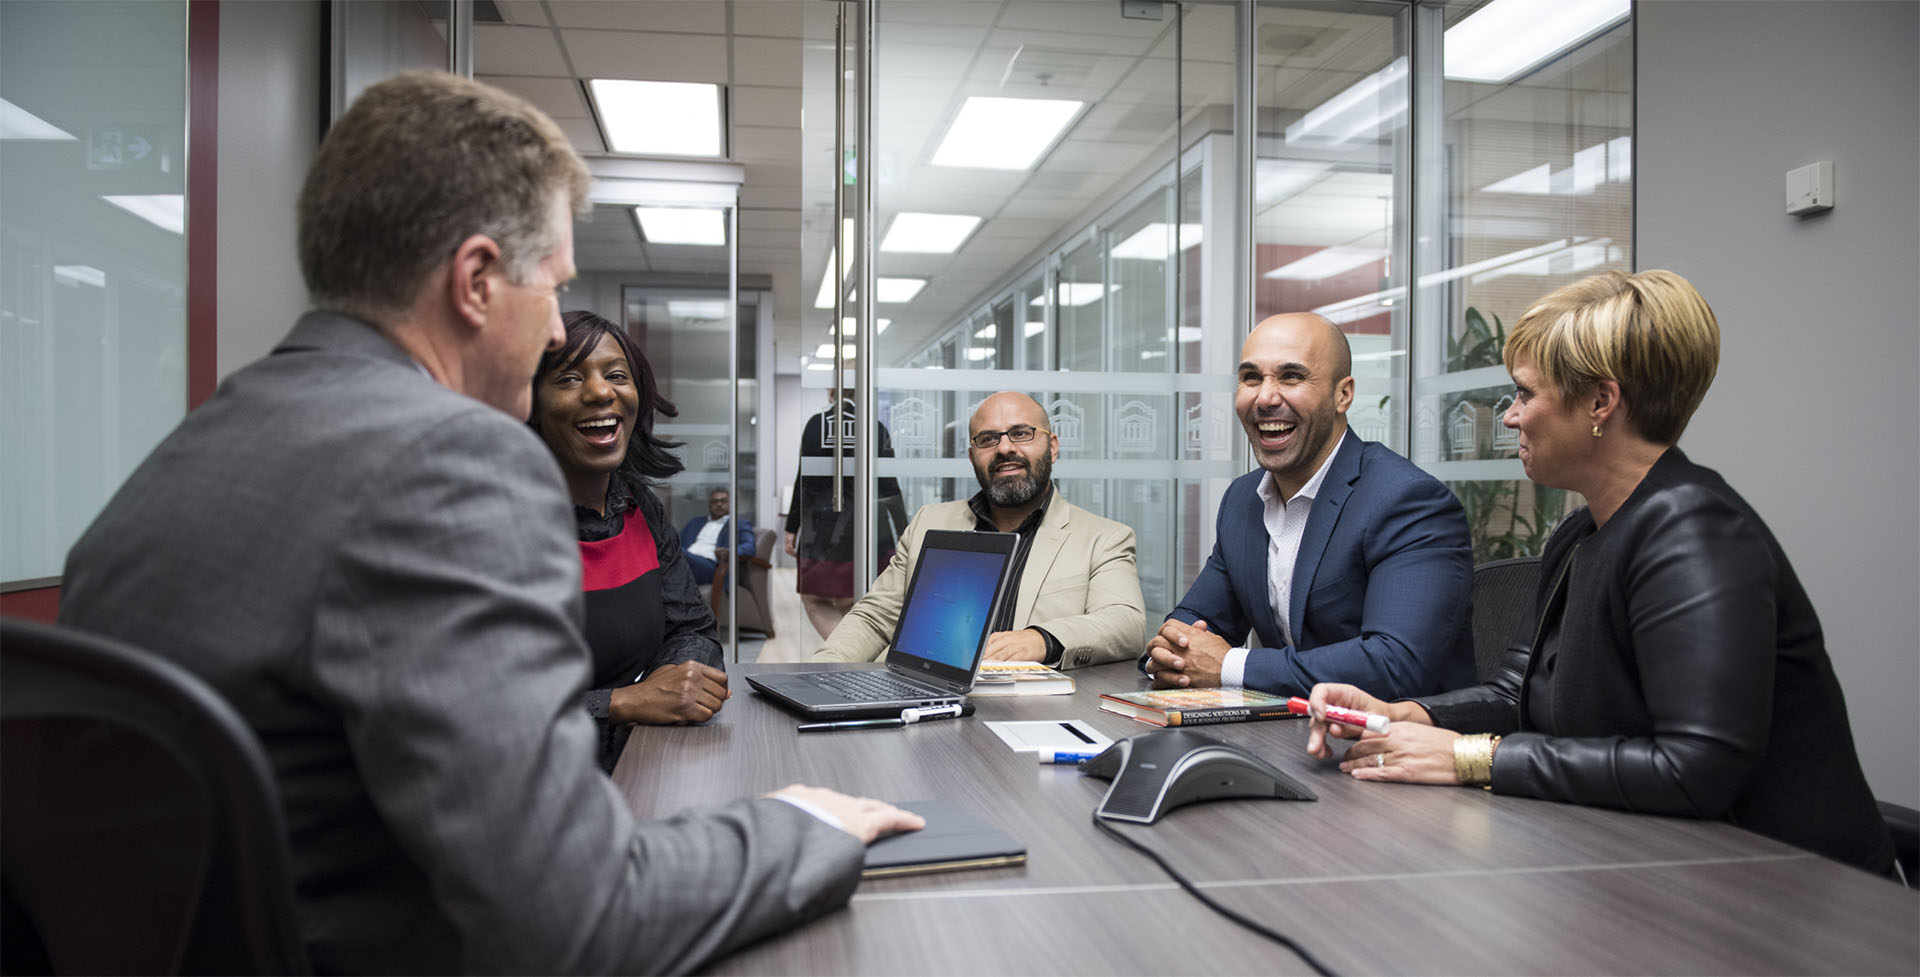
[797,702,974,732]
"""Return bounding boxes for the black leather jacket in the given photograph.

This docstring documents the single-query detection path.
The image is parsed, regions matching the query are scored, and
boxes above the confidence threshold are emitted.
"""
[1412,448,1893,873]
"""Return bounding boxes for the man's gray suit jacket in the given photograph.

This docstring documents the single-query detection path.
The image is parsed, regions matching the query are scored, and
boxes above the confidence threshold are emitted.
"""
[58,312,863,974]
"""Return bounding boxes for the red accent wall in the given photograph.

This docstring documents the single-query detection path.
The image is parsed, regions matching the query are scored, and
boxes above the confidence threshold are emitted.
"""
[188,0,220,408]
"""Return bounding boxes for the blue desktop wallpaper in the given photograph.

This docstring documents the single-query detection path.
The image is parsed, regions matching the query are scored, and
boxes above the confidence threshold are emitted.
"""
[893,547,1007,669]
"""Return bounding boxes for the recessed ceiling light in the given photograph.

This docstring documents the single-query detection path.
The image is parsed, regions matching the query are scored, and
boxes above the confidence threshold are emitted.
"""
[1030,283,1115,307]
[53,265,106,288]
[875,278,925,303]
[589,79,723,157]
[1,97,77,141]
[103,195,183,234]
[881,212,982,254]
[1264,247,1387,281]
[832,318,890,336]
[1445,0,1630,83]
[668,299,729,320]
[965,348,995,361]
[1111,223,1204,261]
[635,207,726,246]
[814,344,858,359]
[1024,321,1045,338]
[931,96,1084,171]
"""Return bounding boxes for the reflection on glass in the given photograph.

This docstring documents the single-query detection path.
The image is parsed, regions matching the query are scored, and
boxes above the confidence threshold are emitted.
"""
[1,0,188,583]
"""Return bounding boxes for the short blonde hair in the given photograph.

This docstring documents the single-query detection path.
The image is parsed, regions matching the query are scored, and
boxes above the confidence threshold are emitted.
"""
[1503,269,1721,444]
[298,71,591,324]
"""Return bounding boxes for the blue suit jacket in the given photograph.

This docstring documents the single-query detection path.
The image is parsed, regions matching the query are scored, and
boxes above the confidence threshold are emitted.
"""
[679,515,755,558]
[1168,430,1476,698]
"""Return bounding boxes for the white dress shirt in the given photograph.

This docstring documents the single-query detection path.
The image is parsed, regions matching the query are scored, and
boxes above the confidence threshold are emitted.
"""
[1220,443,1340,688]
[687,516,728,561]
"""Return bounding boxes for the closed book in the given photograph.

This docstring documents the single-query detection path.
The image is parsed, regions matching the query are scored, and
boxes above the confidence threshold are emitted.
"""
[1098,687,1296,726]
[970,661,1075,696]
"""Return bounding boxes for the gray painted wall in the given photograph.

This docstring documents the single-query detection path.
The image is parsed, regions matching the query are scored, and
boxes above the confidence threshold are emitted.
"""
[1637,0,1920,807]
[215,0,322,378]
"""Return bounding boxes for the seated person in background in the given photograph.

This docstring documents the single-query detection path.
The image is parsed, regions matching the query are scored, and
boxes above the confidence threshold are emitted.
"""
[58,72,919,974]
[812,391,1145,669]
[530,309,732,771]
[1305,270,1895,876]
[681,487,754,585]
[1145,313,1475,698]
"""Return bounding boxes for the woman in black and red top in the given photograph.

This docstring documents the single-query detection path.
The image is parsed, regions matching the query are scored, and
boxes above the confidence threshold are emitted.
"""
[530,310,730,771]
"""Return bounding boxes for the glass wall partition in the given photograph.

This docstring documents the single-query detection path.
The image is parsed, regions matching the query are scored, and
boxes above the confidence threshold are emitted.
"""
[1,1,189,588]
[802,0,1633,628]
[1412,0,1632,561]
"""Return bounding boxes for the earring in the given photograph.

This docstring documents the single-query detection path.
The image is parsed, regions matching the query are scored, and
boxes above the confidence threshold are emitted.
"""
[1591,424,1603,439]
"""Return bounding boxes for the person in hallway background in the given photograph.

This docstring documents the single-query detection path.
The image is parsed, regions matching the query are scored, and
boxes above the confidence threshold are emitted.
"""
[785,391,910,638]
[56,71,920,974]
[530,309,731,771]
[812,391,1145,669]
[681,487,754,586]
[1304,270,1895,877]
[1146,312,1476,698]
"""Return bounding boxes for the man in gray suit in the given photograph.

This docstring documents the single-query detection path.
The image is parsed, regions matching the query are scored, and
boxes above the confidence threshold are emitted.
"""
[57,72,919,974]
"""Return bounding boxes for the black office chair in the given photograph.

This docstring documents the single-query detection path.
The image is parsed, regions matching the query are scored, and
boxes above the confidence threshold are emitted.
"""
[1470,557,1541,683]
[1879,800,1917,887]
[1,617,310,975]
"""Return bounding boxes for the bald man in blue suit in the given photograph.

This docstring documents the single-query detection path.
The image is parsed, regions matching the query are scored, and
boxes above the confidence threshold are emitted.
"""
[1145,313,1475,699]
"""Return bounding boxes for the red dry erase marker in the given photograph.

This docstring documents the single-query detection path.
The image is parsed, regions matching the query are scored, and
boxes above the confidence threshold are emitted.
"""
[1287,696,1389,733]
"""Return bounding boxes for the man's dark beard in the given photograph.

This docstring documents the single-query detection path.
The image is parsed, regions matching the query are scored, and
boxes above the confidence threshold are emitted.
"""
[981,451,1051,508]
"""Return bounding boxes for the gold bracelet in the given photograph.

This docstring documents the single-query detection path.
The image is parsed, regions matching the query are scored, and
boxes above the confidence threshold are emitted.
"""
[1452,734,1501,786]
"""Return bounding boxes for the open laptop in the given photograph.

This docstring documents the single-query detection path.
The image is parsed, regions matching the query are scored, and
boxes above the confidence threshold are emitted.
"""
[746,529,1018,719]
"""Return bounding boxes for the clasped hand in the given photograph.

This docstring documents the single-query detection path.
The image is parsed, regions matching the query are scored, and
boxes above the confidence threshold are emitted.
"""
[1143,618,1228,688]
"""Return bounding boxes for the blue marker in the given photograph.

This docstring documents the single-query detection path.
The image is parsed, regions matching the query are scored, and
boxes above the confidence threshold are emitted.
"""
[1037,749,1099,765]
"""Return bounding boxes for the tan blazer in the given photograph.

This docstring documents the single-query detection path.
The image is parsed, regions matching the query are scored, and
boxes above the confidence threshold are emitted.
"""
[811,493,1144,668]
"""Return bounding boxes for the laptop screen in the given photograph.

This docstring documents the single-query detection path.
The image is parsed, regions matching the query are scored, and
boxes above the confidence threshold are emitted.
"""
[891,544,1013,669]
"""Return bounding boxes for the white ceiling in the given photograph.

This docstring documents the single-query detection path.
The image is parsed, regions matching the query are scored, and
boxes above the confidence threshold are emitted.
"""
[459,0,1624,368]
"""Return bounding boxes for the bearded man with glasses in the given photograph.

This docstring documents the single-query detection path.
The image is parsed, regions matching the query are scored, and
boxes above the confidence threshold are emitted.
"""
[810,391,1145,670]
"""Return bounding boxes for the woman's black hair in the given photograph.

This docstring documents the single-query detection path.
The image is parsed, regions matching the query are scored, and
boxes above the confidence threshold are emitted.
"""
[532,309,684,480]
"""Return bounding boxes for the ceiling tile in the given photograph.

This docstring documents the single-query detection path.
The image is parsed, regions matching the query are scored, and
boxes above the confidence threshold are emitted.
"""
[740,209,802,232]
[732,126,797,162]
[547,1,725,34]
[563,29,728,83]
[732,1,805,39]
[732,36,803,87]
[494,0,551,28]
[480,75,588,120]
[733,85,801,129]
[474,24,570,76]
[553,116,606,154]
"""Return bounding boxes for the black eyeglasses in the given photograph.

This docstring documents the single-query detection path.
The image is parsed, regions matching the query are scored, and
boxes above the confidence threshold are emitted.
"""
[968,425,1050,450]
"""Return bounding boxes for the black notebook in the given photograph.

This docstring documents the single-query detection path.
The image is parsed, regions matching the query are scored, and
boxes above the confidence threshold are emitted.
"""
[861,799,1027,879]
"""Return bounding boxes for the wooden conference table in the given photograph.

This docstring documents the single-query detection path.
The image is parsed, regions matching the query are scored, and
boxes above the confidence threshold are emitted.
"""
[612,662,1918,975]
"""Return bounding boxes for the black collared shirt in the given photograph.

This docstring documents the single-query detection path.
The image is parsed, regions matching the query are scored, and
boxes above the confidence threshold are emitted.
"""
[965,486,1064,666]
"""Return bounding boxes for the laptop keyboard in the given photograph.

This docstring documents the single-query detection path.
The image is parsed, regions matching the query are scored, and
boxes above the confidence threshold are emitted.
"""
[812,669,942,702]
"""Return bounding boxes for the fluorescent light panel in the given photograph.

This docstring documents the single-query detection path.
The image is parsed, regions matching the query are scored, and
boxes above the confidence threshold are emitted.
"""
[1445,0,1630,83]
[1,97,76,141]
[53,264,106,287]
[811,219,859,310]
[1030,283,1116,307]
[103,195,183,234]
[1286,59,1407,146]
[1111,223,1203,261]
[589,79,722,157]
[881,212,981,254]
[667,299,728,320]
[635,207,725,246]
[831,318,889,336]
[1264,246,1387,281]
[931,96,1084,171]
[875,278,925,303]
[814,344,858,359]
